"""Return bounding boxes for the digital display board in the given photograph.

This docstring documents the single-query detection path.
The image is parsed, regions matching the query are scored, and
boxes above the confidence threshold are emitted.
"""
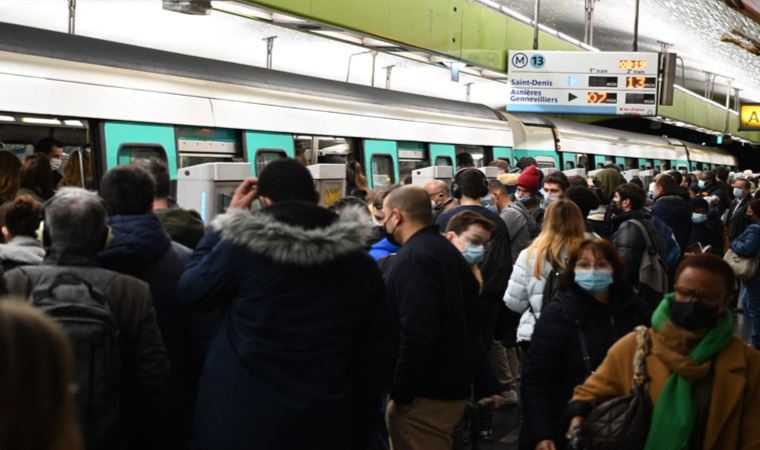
[626,77,657,89]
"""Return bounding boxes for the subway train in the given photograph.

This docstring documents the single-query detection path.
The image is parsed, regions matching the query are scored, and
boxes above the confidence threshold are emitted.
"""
[0,22,737,193]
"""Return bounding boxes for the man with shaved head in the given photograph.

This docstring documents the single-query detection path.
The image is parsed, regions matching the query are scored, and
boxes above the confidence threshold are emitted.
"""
[382,186,498,450]
[424,179,458,220]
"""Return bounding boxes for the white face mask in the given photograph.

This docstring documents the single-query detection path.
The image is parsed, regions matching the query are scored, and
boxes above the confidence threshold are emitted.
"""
[50,158,62,171]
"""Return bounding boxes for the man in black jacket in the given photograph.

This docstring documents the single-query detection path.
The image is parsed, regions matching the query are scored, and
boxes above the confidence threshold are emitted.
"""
[697,170,729,217]
[384,186,498,450]
[726,177,751,241]
[611,183,668,308]
[651,173,691,251]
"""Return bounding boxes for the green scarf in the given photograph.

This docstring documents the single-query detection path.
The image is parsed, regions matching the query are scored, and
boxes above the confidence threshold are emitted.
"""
[644,293,733,450]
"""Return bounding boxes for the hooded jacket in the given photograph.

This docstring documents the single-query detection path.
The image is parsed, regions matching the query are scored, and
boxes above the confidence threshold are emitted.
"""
[519,282,650,450]
[0,236,44,271]
[154,207,205,249]
[652,193,692,251]
[99,214,218,450]
[177,203,392,450]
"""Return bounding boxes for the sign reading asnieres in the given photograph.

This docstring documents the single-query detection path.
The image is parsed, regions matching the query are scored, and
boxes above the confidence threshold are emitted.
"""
[506,51,660,116]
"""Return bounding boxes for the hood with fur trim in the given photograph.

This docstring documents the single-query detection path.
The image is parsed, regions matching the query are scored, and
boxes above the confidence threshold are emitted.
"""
[213,203,372,267]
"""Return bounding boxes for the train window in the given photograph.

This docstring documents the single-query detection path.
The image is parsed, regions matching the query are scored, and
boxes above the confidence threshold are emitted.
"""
[536,156,557,170]
[117,144,167,165]
[255,149,286,175]
[456,145,485,167]
[371,155,395,189]
[565,161,575,170]
[59,147,94,189]
[597,163,604,170]
[398,145,427,185]
[435,156,452,166]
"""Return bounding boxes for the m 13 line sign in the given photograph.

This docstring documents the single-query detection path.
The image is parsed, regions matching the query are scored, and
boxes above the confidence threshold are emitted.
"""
[506,51,660,116]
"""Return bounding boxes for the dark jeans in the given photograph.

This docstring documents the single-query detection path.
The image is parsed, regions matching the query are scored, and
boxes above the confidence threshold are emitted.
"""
[742,278,760,349]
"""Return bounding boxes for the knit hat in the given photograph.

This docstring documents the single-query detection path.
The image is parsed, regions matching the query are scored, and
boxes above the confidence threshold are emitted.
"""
[516,165,540,194]
[498,173,519,195]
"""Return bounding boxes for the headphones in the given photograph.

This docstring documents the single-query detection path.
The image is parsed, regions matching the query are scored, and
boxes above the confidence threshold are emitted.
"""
[451,168,489,200]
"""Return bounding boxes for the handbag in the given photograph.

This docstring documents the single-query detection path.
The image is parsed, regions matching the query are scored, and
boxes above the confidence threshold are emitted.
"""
[581,326,651,450]
[723,248,760,280]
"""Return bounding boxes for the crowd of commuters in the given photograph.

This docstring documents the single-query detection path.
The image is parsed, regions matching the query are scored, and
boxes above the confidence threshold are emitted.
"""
[0,145,759,450]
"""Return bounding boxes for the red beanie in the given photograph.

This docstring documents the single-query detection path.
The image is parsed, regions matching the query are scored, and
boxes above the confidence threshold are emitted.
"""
[517,165,540,194]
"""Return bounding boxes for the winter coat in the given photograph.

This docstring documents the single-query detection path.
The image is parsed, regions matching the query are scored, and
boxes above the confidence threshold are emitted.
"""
[384,225,494,403]
[99,214,219,450]
[726,197,750,241]
[651,194,692,251]
[504,248,562,343]
[369,237,399,261]
[500,201,536,264]
[731,224,760,287]
[699,181,730,217]
[519,283,651,450]
[611,210,667,293]
[0,235,44,271]
[155,207,205,249]
[4,245,169,450]
[437,205,513,339]
[568,330,760,450]
[689,216,726,256]
[178,203,392,450]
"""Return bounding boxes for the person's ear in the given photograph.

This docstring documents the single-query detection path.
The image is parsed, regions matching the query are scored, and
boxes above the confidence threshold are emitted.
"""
[445,231,457,242]
[260,197,273,207]
[1,226,9,242]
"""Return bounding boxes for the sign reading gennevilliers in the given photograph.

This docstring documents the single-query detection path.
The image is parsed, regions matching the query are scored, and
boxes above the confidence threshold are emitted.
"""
[506,51,660,116]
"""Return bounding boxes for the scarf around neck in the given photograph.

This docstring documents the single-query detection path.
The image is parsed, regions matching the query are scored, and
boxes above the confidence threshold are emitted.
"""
[644,293,733,450]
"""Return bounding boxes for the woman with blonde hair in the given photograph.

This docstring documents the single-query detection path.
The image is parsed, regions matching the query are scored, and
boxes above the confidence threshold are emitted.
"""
[0,151,21,204]
[504,199,588,347]
[0,300,83,450]
[58,149,93,189]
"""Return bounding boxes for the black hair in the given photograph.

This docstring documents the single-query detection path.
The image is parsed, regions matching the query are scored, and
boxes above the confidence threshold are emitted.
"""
[750,199,760,218]
[667,170,683,186]
[516,157,537,171]
[34,137,64,155]
[137,159,170,199]
[457,169,489,199]
[629,177,644,188]
[257,158,316,204]
[689,197,709,212]
[100,165,156,215]
[716,166,729,182]
[655,173,678,195]
[615,183,646,211]
[456,152,474,167]
[564,186,600,218]
[544,171,570,191]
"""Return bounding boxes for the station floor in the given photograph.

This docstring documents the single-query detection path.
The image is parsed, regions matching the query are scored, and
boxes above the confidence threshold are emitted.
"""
[481,310,753,450]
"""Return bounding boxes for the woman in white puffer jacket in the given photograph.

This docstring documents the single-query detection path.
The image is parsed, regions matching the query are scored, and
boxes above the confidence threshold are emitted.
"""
[504,199,587,345]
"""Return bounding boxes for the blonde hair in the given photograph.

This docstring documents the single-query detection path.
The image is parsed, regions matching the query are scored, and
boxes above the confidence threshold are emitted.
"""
[0,300,82,450]
[58,150,93,190]
[526,199,586,278]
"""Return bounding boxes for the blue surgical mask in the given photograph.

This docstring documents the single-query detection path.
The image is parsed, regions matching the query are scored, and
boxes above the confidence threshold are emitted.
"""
[734,188,745,200]
[517,193,533,204]
[691,213,707,224]
[574,269,614,294]
[698,180,706,189]
[481,194,492,208]
[541,194,559,209]
[486,204,498,214]
[462,244,485,266]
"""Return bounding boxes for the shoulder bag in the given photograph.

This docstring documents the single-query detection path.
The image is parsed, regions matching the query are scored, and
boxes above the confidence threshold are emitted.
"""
[723,248,760,280]
[581,325,651,450]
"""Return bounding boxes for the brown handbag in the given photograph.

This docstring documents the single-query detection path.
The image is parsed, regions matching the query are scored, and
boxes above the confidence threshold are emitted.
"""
[581,326,652,450]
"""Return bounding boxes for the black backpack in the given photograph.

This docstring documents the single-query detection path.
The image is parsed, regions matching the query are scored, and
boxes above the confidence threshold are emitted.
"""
[21,266,122,450]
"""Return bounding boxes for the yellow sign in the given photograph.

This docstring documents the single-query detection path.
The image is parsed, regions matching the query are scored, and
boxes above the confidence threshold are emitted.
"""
[322,181,343,208]
[740,104,760,131]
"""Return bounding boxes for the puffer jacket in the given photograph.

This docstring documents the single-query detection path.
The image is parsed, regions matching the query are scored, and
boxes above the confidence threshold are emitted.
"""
[0,236,44,272]
[504,248,563,343]
[651,194,691,251]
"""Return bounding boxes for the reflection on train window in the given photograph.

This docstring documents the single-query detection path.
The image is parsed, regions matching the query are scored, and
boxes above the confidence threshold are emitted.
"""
[295,135,353,166]
[597,163,604,169]
[435,156,452,167]
[536,156,557,170]
[456,145,485,167]
[180,154,239,168]
[255,149,287,175]
[371,154,395,189]
[565,161,575,170]
[117,144,167,166]
[398,143,427,185]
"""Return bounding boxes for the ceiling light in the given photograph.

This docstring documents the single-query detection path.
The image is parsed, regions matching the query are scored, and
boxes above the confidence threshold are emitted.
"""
[211,1,272,20]
[63,120,84,127]
[313,30,363,45]
[0,115,15,122]
[271,13,306,23]
[21,117,61,125]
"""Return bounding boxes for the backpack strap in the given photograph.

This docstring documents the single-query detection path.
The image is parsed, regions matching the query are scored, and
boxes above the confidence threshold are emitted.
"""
[19,266,119,300]
[629,219,657,255]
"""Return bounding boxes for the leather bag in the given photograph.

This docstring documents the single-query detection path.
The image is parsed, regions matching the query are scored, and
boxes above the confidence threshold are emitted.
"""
[582,326,651,450]
[723,248,760,280]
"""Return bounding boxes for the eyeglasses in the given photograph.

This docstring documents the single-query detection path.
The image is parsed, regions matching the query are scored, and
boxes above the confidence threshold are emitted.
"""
[429,192,445,199]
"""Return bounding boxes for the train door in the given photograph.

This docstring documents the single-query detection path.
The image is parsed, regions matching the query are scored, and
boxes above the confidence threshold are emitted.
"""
[176,127,243,170]
[430,144,456,169]
[363,139,398,189]
[397,142,428,185]
[492,147,513,167]
[244,131,295,177]
[103,122,177,178]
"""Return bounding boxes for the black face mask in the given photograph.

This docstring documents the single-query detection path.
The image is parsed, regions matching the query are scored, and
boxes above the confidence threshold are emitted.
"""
[383,214,401,247]
[670,300,720,331]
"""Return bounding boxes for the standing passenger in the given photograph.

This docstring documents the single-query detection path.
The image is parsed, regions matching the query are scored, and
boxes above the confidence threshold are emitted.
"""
[0,151,21,205]
[178,159,391,450]
[515,166,543,224]
[425,180,459,220]
[725,177,751,241]
[488,179,536,264]
[383,186,497,450]
[17,153,55,203]
[651,173,692,251]
[0,196,44,271]
[729,199,760,350]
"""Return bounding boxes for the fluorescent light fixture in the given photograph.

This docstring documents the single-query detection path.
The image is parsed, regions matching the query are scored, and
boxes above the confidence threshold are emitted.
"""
[211,1,272,20]
[271,13,306,23]
[0,115,15,122]
[362,37,398,48]
[313,30,364,46]
[21,117,61,125]
[63,120,84,127]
